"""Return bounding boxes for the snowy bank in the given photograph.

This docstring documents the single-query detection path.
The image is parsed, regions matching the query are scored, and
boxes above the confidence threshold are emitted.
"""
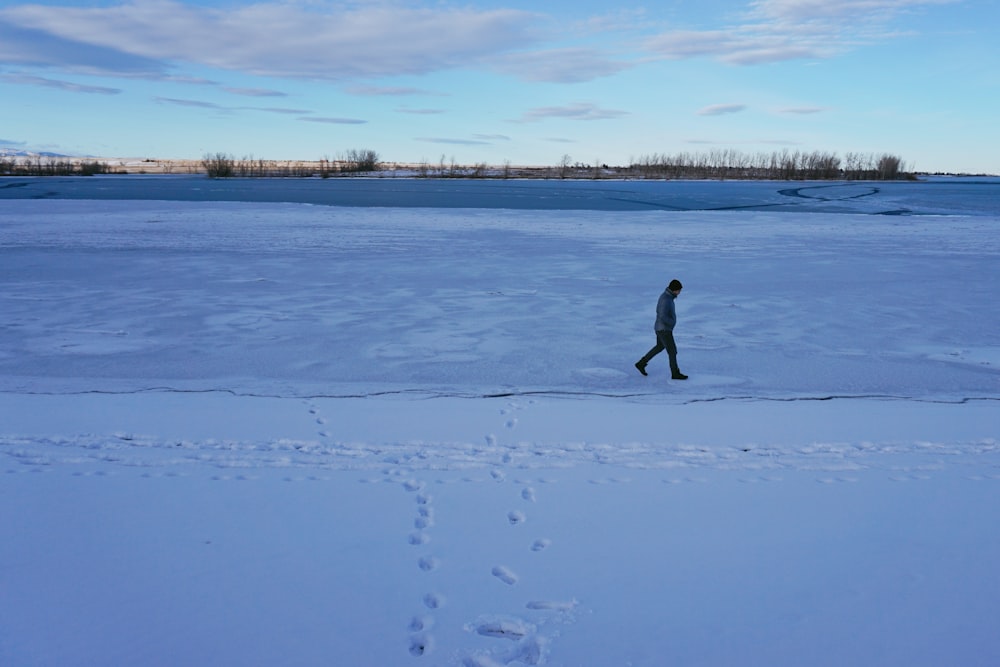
[1,196,998,666]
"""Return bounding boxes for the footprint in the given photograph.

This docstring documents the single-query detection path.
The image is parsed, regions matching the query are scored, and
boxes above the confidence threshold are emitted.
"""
[409,633,434,657]
[520,487,536,502]
[507,510,526,526]
[463,655,506,667]
[474,618,532,641]
[491,469,506,482]
[409,532,430,546]
[418,556,440,572]
[403,479,425,492]
[505,419,518,429]
[423,592,445,609]
[530,539,551,552]
[491,565,519,585]
[526,600,577,611]
[505,634,547,665]
[410,615,434,632]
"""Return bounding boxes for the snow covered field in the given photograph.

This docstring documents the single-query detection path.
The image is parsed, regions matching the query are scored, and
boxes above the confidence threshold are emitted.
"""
[1,181,999,666]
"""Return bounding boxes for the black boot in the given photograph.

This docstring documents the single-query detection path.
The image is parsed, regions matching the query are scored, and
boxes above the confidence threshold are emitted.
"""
[634,361,648,376]
[671,372,688,380]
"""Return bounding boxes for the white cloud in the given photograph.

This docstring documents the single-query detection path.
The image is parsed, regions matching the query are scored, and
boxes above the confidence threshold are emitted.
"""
[492,47,631,83]
[518,102,629,123]
[0,16,167,75]
[645,0,954,65]
[571,8,651,35]
[698,103,748,116]
[645,27,830,64]
[751,0,954,22]
[0,1,544,80]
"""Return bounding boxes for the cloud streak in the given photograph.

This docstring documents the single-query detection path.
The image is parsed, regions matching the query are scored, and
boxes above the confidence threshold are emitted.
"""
[346,85,444,97]
[155,96,226,110]
[298,117,367,125]
[518,102,629,123]
[155,96,311,116]
[778,106,828,114]
[492,47,631,83]
[644,0,954,65]
[0,73,121,94]
[223,87,287,98]
[396,107,447,115]
[698,103,747,116]
[417,137,493,146]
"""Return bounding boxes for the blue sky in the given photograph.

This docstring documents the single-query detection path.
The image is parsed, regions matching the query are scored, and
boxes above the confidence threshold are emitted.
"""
[1,0,997,173]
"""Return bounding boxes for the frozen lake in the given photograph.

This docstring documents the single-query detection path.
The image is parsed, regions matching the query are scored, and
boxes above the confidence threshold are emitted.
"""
[2,174,998,215]
[1,181,998,666]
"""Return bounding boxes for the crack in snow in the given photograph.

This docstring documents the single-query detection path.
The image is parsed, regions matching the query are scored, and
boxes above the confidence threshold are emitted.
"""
[2,387,997,406]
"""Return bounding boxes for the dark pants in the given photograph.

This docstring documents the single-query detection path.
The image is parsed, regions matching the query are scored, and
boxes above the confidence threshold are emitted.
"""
[639,330,680,375]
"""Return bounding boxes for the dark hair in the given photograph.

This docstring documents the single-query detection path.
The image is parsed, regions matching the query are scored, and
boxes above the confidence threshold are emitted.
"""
[668,279,683,291]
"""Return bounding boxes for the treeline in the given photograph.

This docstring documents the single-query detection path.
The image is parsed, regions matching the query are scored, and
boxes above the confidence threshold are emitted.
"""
[2,148,915,181]
[629,150,910,180]
[0,157,114,176]
[202,149,380,178]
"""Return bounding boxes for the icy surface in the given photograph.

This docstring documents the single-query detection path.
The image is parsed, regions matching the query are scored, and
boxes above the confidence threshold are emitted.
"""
[1,183,998,666]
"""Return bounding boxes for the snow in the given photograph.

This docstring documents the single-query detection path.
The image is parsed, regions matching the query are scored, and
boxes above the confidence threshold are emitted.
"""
[1,183,999,666]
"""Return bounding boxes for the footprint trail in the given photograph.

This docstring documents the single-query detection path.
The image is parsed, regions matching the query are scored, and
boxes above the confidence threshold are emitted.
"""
[462,399,573,666]
[402,477,444,657]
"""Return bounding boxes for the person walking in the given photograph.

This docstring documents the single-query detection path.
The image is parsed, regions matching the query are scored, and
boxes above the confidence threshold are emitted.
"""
[635,279,688,379]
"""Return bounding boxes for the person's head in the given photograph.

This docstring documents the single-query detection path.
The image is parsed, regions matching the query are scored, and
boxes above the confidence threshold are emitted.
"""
[668,279,683,295]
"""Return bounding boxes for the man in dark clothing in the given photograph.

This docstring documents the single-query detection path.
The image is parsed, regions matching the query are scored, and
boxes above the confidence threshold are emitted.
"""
[635,279,687,379]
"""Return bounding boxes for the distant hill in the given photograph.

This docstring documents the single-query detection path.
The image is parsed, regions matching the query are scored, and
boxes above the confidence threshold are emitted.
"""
[0,148,69,158]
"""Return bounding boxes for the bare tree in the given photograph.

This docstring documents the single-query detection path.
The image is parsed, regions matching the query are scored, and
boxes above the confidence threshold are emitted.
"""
[202,152,235,178]
[558,154,572,179]
[629,149,908,181]
[877,154,902,180]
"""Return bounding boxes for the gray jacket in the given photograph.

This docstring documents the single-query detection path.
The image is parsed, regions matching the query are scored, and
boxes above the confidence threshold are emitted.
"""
[654,289,677,332]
